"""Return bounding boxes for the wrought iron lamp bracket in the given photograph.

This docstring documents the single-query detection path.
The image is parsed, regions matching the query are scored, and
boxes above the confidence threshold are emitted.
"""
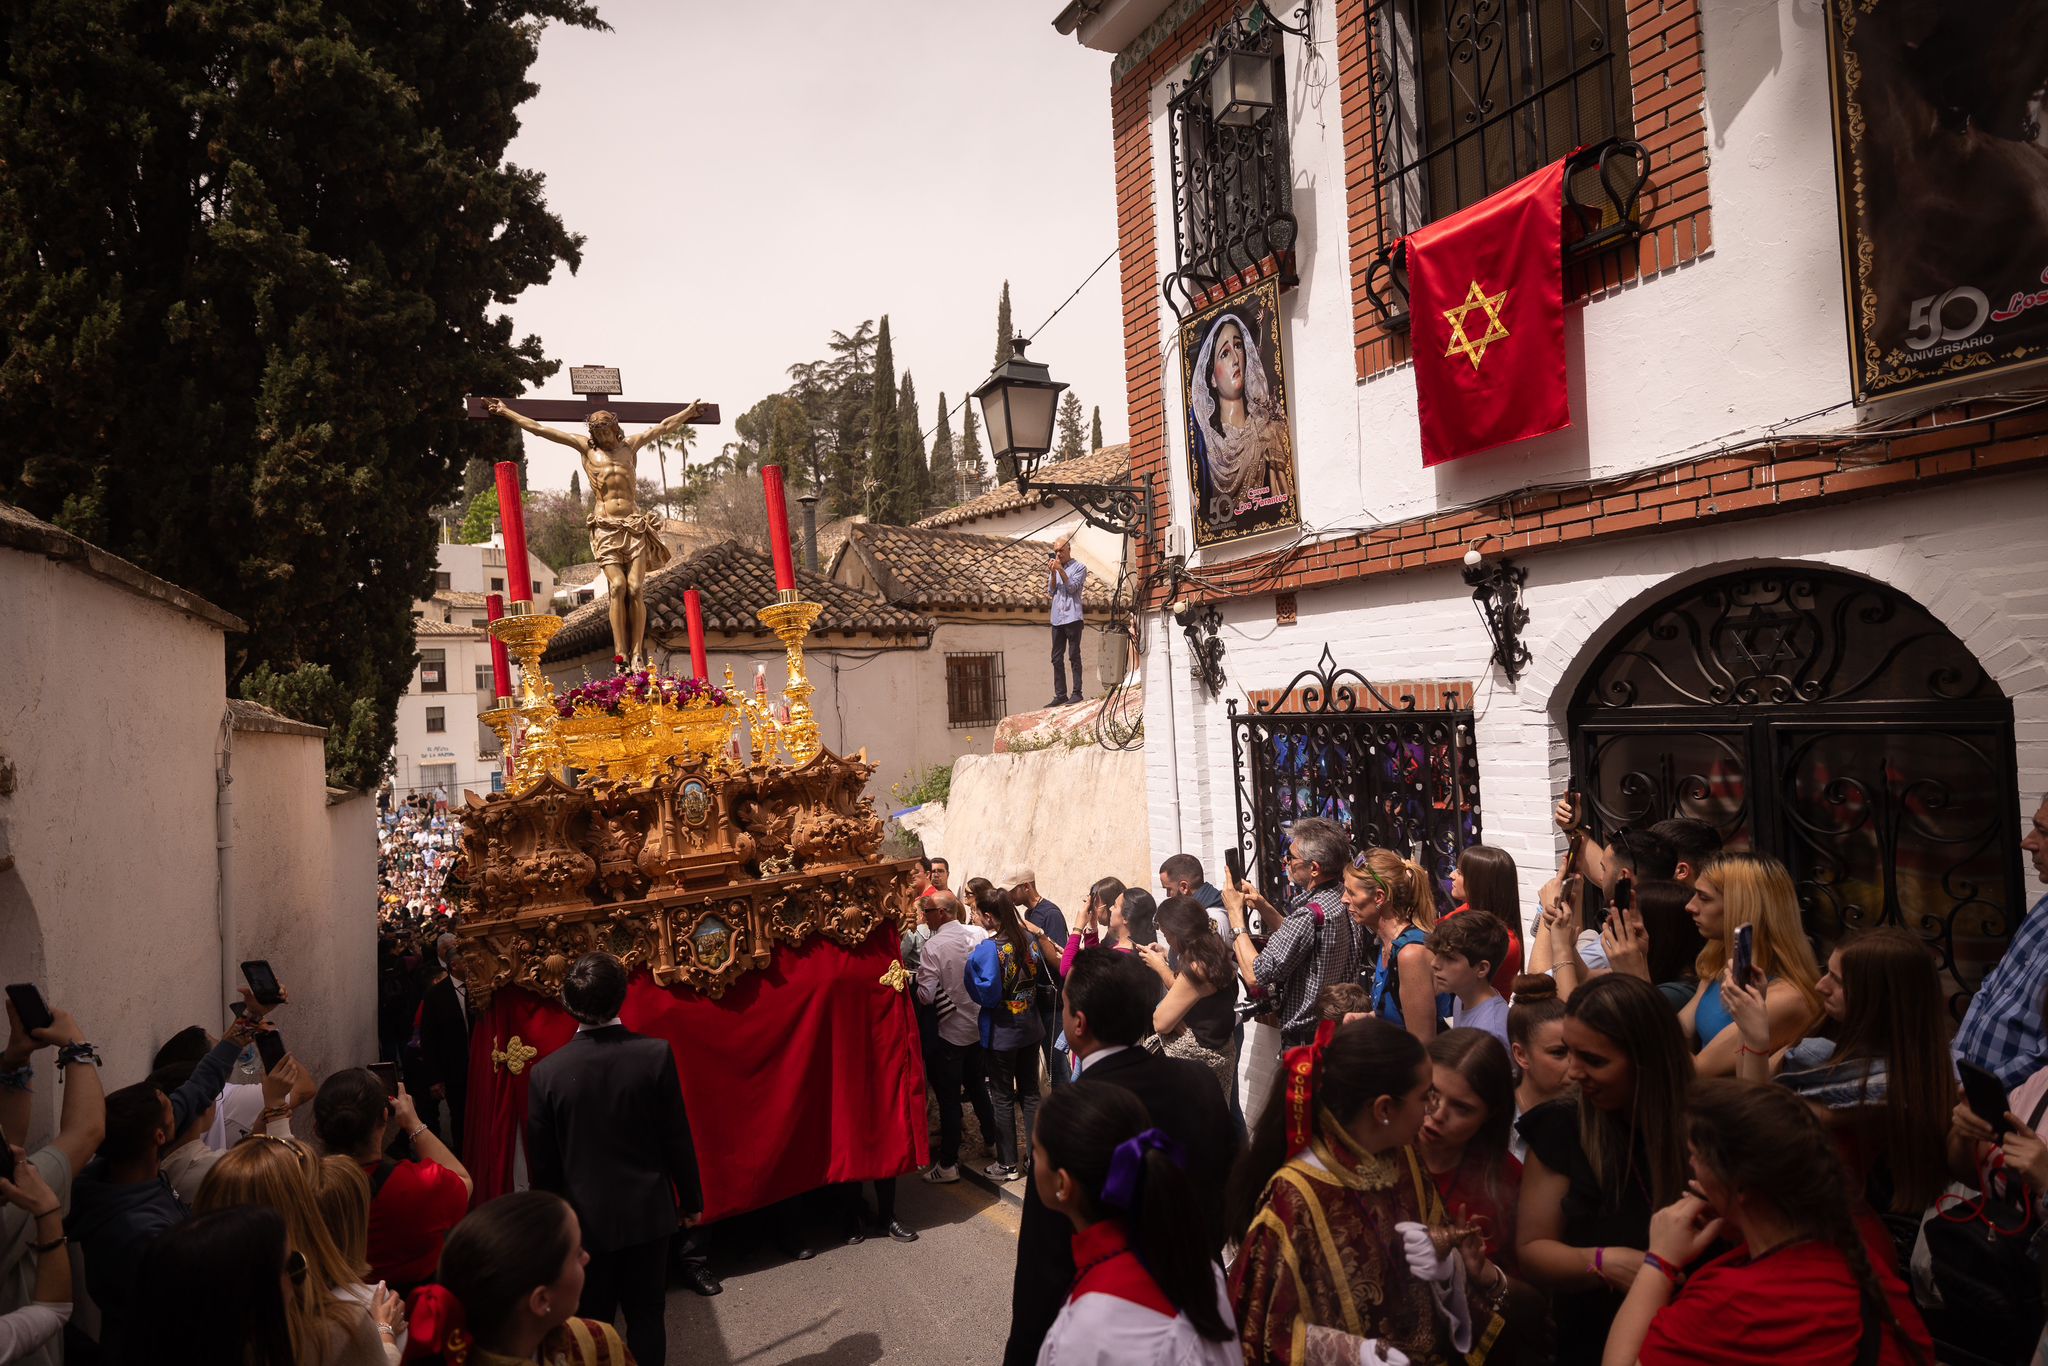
[1177,601,1228,697]
[1463,556,1532,683]
[1019,469,1155,544]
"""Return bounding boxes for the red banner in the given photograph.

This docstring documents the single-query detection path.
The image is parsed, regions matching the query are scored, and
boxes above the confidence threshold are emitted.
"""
[1407,160,1570,467]
[463,931,928,1221]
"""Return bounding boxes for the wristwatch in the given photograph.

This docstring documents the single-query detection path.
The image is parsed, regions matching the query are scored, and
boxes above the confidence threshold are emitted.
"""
[56,1043,101,1069]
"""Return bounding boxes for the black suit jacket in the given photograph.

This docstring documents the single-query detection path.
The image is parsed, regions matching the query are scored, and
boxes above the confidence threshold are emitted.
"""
[416,975,470,1097]
[1002,1046,1241,1366]
[526,1024,704,1255]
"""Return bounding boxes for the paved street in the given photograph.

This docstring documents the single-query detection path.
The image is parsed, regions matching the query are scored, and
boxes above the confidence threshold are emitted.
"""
[663,1177,1024,1365]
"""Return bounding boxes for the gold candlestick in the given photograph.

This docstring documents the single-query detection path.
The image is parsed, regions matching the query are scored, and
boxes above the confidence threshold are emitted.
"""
[756,596,824,766]
[488,612,566,786]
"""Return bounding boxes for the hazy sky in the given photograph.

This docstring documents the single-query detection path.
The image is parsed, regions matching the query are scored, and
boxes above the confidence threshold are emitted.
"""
[498,1,1127,493]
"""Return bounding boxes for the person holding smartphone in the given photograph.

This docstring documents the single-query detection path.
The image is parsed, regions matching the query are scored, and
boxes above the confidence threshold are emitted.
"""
[311,1069,473,1296]
[1045,536,1088,707]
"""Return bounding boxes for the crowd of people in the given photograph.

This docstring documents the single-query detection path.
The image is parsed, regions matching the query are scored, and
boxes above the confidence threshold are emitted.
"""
[3,788,2045,1365]
[376,792,459,929]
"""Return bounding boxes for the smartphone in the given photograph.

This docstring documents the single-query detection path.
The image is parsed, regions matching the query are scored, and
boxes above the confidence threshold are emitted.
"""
[254,1028,287,1075]
[1611,875,1634,914]
[241,960,285,1007]
[1960,1061,2014,1139]
[0,1139,14,1184]
[367,1061,400,1097]
[1731,922,1755,990]
[1224,847,1247,890]
[4,984,53,1034]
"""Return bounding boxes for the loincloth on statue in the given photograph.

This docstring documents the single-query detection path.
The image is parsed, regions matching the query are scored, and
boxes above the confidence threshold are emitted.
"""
[586,510,673,572]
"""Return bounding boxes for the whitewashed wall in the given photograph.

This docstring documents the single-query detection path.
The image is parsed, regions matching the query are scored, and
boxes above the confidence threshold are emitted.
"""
[1144,477,2048,941]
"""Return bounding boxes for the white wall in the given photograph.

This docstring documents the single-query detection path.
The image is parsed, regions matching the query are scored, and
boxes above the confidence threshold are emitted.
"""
[435,539,558,605]
[393,636,499,801]
[1142,0,1874,570]
[1143,477,2048,941]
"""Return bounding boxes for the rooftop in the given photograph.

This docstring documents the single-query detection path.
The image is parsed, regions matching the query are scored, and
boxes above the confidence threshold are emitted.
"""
[414,617,485,639]
[541,540,930,664]
[914,444,1130,531]
[836,522,1117,614]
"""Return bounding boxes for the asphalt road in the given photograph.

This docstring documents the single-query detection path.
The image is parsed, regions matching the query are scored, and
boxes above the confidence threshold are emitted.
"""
[662,1175,1025,1365]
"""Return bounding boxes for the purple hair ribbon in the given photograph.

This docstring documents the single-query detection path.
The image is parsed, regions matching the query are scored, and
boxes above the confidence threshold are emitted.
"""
[1098,1127,1186,1212]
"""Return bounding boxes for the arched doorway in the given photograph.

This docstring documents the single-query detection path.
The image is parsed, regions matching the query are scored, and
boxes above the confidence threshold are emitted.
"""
[1568,567,2021,1016]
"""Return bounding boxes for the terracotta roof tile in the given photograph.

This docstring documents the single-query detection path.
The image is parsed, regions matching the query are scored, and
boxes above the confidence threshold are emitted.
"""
[432,589,490,608]
[541,540,929,664]
[842,522,1116,613]
[414,617,484,639]
[915,444,1130,530]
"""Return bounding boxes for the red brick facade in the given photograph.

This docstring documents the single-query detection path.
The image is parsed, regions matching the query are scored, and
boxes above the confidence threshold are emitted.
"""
[1109,1,2048,612]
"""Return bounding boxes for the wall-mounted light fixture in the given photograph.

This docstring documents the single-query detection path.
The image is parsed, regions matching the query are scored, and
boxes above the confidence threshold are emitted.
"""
[1172,598,1227,697]
[973,339,1153,542]
[1462,541,1531,683]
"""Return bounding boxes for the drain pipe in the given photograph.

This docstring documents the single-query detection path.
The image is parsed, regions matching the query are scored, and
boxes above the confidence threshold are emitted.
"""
[1156,607,1186,856]
[216,706,236,1030]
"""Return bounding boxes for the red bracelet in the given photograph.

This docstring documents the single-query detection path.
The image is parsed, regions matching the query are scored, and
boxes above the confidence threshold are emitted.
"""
[1642,1250,1686,1286]
[1738,1043,1768,1057]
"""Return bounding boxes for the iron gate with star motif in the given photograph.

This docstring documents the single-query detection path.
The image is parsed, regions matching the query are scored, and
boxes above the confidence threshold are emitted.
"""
[1568,568,2021,1018]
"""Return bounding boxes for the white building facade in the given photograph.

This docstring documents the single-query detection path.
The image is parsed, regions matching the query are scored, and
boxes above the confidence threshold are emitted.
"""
[1060,0,2048,1008]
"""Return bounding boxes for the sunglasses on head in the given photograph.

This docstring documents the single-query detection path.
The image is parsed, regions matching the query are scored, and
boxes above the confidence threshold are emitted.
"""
[1348,852,1388,890]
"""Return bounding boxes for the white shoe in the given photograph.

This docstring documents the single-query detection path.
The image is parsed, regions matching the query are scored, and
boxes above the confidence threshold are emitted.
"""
[923,1163,960,1183]
[984,1161,1019,1181]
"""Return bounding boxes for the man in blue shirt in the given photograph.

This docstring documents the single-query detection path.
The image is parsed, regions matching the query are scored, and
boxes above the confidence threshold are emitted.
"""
[1046,536,1087,706]
[1956,795,2048,1087]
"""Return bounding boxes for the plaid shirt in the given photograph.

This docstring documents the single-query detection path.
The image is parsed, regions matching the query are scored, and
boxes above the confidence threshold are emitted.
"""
[1956,892,2048,1088]
[1252,883,1359,1045]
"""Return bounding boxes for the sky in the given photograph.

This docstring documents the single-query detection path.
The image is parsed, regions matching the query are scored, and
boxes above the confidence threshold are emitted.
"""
[498,1,1128,493]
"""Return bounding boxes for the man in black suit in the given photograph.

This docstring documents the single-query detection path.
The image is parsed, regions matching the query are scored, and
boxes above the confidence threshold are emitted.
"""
[1002,948,1241,1366]
[415,933,469,1149]
[528,951,706,1366]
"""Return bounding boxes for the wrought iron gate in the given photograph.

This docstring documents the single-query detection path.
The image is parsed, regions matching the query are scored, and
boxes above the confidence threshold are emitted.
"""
[1230,647,1483,910]
[1569,568,2021,1017]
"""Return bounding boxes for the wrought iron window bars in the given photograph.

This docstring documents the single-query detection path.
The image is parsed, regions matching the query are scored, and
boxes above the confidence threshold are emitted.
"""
[1163,3,1312,319]
[1360,0,1648,332]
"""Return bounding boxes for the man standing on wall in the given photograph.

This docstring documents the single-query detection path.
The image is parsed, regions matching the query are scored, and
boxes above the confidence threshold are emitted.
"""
[1047,536,1087,707]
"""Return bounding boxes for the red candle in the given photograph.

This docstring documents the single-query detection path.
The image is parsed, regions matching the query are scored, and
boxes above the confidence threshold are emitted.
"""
[485,593,513,699]
[761,464,797,592]
[683,587,709,683]
[494,461,533,603]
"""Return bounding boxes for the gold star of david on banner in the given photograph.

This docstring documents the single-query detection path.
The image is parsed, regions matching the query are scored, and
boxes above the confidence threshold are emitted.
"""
[1442,280,1511,370]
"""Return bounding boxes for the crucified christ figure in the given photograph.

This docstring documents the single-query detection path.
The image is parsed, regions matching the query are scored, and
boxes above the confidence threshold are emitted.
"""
[483,398,704,672]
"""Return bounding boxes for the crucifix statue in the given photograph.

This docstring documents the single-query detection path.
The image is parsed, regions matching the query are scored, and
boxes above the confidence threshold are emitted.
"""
[481,387,709,673]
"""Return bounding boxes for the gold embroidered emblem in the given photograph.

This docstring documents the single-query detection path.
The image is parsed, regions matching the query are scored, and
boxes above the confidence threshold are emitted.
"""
[491,1035,539,1075]
[1442,280,1511,370]
[879,960,912,993]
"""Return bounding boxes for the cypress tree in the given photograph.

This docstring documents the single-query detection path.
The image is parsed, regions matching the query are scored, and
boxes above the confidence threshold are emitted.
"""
[865,316,900,521]
[897,371,928,519]
[568,469,582,505]
[1055,391,1087,462]
[1091,406,1104,452]
[928,394,957,506]
[960,405,987,494]
[993,280,1015,371]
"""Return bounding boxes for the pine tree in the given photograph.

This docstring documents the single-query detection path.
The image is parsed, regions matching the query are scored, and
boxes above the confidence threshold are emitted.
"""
[993,280,1015,372]
[568,469,582,505]
[1055,391,1087,462]
[897,371,928,519]
[865,316,900,522]
[0,0,599,790]
[1092,406,1104,452]
[959,405,987,495]
[927,394,957,507]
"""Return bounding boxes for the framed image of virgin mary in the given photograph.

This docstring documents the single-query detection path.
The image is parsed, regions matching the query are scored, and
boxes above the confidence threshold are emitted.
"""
[1179,276,1299,547]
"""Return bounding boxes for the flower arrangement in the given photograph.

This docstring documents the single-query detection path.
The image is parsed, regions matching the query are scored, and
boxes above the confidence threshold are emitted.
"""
[555,671,731,720]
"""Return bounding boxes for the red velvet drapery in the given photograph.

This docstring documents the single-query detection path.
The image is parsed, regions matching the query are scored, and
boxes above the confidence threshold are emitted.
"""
[462,929,928,1220]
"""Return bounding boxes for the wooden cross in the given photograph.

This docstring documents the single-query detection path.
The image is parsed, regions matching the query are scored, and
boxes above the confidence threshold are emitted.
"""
[464,365,722,426]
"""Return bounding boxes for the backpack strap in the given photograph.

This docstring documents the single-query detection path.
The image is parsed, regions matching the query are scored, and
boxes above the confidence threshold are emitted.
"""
[368,1159,398,1198]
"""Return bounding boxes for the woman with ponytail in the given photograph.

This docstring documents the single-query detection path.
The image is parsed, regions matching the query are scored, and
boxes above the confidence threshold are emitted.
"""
[1230,1018,1509,1365]
[1030,1085,1237,1364]
[1600,1078,1932,1365]
[403,1191,629,1366]
[1346,848,1441,1044]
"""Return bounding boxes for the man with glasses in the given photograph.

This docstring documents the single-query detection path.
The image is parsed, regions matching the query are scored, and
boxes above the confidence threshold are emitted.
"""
[1220,817,1360,1053]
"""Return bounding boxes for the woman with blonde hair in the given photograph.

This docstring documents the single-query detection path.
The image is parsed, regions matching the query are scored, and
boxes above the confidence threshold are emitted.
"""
[314,1156,403,1366]
[1345,847,1440,1044]
[195,1136,400,1366]
[1678,855,1822,1076]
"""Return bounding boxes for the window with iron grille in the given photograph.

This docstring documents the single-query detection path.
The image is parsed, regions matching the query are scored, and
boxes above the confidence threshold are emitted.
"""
[1362,0,1644,326]
[945,652,1005,730]
[1163,10,1298,317]
[419,649,447,693]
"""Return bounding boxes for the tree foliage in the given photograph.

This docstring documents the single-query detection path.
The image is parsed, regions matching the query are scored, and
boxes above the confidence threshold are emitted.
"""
[865,317,900,521]
[894,371,928,521]
[928,393,957,507]
[1092,406,1104,452]
[993,280,1015,372]
[1055,391,1087,462]
[457,487,502,545]
[960,405,987,495]
[0,0,601,790]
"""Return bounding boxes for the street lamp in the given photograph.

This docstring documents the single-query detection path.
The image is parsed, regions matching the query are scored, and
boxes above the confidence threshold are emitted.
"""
[971,337,1066,483]
[1206,46,1277,126]
[969,339,1154,544]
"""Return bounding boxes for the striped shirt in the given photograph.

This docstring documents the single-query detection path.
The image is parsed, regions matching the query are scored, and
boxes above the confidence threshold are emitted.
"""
[1955,893,2048,1088]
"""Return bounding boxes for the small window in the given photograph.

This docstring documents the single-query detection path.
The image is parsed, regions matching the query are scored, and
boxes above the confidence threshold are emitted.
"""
[478,719,501,757]
[425,707,446,734]
[490,576,504,592]
[470,616,488,629]
[420,649,447,693]
[434,571,452,591]
[418,763,456,792]
[945,652,1006,729]
[475,665,494,692]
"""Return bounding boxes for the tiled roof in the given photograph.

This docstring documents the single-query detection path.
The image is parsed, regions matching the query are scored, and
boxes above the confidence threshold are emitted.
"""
[915,444,1130,530]
[432,589,490,608]
[414,617,484,639]
[541,540,929,664]
[816,515,864,567]
[839,522,1116,613]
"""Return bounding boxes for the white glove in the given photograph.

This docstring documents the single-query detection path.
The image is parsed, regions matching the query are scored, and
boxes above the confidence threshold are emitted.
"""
[1394,1222,1474,1354]
[1300,1327,1410,1366]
